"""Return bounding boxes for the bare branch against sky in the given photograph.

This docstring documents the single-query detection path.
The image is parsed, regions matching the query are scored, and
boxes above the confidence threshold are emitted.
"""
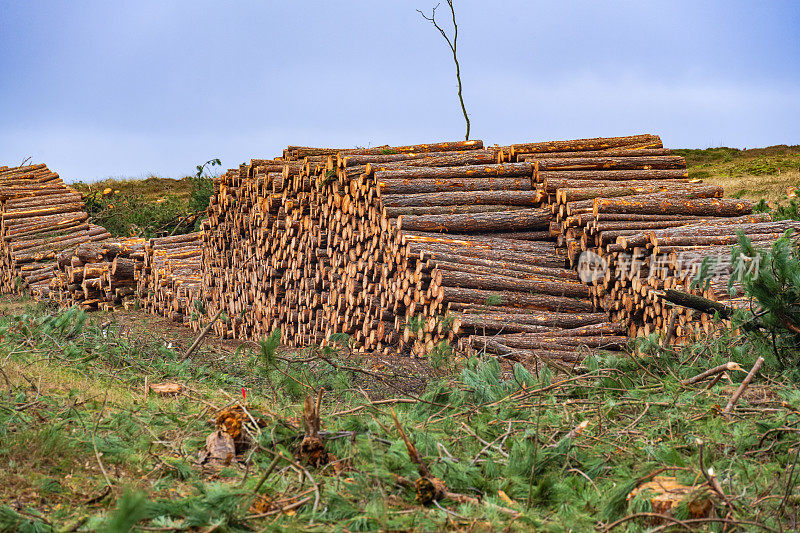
[0,1,798,181]
[417,1,470,141]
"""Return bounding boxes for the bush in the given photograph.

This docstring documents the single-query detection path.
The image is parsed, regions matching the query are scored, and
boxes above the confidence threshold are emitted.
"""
[188,158,219,219]
[730,230,800,370]
[755,198,800,221]
[188,174,213,215]
[85,191,186,238]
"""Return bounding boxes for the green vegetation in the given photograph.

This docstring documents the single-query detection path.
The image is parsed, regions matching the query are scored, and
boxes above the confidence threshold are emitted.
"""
[72,176,193,205]
[755,198,800,221]
[73,159,219,238]
[728,231,800,370]
[1,288,800,530]
[82,190,187,238]
[679,145,800,204]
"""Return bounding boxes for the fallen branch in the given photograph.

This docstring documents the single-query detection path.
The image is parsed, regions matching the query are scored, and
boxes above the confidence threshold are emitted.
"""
[389,408,519,516]
[602,512,777,532]
[328,398,418,417]
[723,356,764,414]
[657,289,734,319]
[681,362,743,386]
[183,310,222,360]
[91,392,114,490]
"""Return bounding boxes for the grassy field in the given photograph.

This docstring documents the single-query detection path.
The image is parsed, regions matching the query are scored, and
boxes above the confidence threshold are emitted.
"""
[1,296,799,531]
[673,145,800,204]
[71,176,194,204]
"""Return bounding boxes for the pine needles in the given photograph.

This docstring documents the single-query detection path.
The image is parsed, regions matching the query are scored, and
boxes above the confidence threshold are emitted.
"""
[0,300,799,530]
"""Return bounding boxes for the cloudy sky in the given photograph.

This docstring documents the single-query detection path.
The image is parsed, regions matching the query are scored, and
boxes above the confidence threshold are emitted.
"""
[1,1,798,182]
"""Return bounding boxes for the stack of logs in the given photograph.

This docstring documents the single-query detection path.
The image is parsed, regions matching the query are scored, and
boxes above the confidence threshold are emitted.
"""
[6,134,798,363]
[0,163,110,299]
[0,164,203,319]
[202,138,633,365]
[50,238,146,310]
[140,232,204,325]
[501,134,799,342]
[596,217,800,339]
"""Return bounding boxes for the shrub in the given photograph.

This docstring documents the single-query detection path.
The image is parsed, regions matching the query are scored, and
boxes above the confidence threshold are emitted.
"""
[86,191,186,238]
[730,230,800,370]
[188,158,220,220]
[755,198,800,221]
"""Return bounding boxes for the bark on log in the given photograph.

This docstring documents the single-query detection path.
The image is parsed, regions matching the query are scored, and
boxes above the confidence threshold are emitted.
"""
[510,134,662,156]
[436,269,591,298]
[438,286,594,313]
[384,205,530,217]
[398,208,550,232]
[378,177,533,194]
[594,196,753,217]
[382,190,539,207]
[533,156,685,171]
[374,162,533,181]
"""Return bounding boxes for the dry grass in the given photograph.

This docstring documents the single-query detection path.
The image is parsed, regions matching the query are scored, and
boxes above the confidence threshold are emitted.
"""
[71,175,193,203]
[706,168,799,204]
[676,145,800,204]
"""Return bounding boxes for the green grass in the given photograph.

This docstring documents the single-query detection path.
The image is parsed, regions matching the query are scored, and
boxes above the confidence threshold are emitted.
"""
[71,176,194,204]
[72,175,212,238]
[1,300,799,531]
[678,145,800,204]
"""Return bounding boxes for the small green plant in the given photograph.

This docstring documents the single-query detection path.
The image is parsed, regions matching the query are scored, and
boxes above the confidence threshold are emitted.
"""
[428,340,454,372]
[729,230,800,370]
[188,158,220,216]
[756,197,800,221]
[258,328,282,368]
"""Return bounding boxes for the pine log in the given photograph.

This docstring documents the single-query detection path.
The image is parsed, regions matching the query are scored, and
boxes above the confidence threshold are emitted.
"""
[436,269,591,298]
[384,205,530,217]
[364,150,498,172]
[382,190,539,207]
[398,208,550,232]
[533,156,685,171]
[557,184,721,203]
[438,286,594,313]
[510,134,662,156]
[418,250,568,276]
[377,177,533,194]
[374,162,533,181]
[595,196,753,217]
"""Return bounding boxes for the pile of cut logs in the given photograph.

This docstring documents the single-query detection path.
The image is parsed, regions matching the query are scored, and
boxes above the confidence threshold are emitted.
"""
[4,133,797,364]
[597,217,800,340]
[0,164,202,319]
[140,232,204,324]
[50,238,145,310]
[0,164,110,299]
[501,135,798,342]
[201,138,636,366]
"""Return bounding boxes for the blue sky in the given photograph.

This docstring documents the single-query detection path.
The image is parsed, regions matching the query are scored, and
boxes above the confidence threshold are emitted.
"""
[1,1,798,182]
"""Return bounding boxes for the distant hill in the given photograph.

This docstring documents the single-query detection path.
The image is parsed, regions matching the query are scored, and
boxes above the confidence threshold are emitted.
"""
[675,145,800,204]
[71,175,193,203]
